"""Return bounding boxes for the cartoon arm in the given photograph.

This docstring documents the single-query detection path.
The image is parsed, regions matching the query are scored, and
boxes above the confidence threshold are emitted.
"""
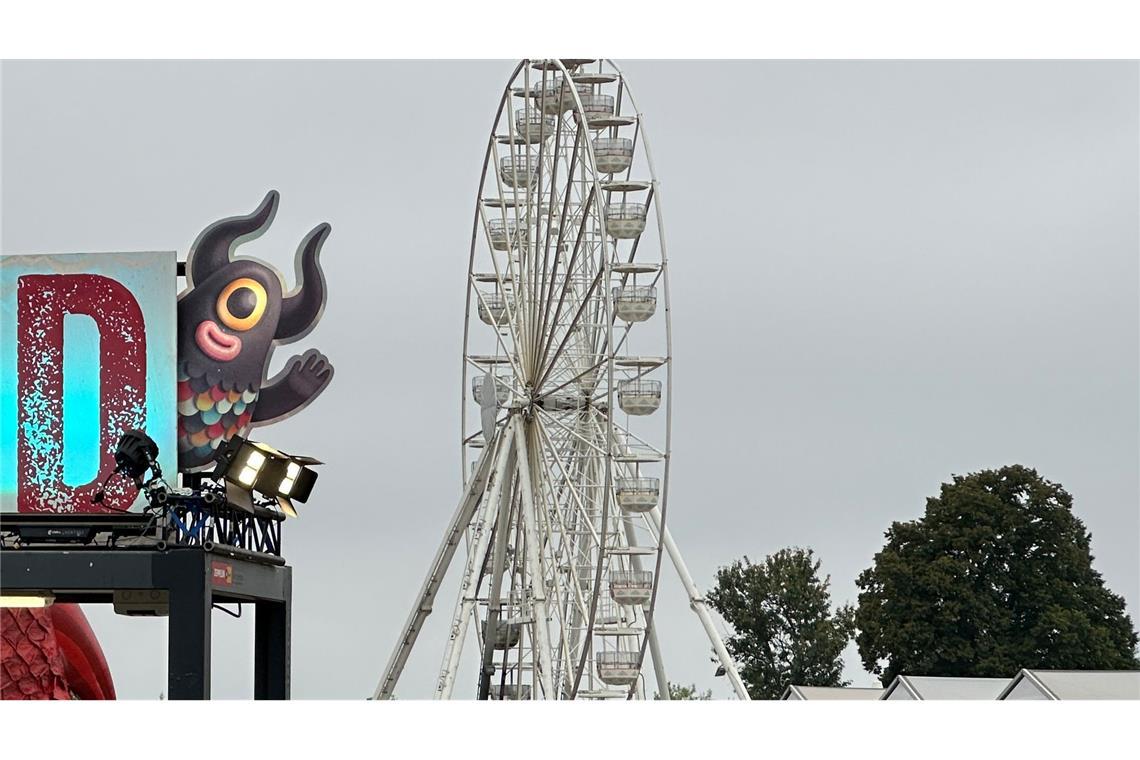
[251,348,334,426]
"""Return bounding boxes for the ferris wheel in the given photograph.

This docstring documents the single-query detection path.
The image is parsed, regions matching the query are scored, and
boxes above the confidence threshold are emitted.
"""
[374,59,748,700]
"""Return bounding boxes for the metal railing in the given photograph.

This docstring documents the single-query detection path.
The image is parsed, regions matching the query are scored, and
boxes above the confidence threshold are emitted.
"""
[618,379,662,397]
[606,202,647,221]
[614,477,660,494]
[610,570,653,588]
[593,137,634,157]
[580,93,615,119]
[612,286,657,303]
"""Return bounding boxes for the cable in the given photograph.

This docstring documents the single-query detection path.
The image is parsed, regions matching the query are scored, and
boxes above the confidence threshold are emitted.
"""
[211,602,242,619]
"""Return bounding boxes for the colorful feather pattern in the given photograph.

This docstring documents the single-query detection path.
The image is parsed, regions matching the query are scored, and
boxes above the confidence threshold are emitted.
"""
[176,361,258,470]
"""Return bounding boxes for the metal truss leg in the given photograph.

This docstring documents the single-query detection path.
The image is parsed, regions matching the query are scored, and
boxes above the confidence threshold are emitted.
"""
[436,429,515,698]
[622,514,670,698]
[373,431,502,699]
[514,420,556,699]
[166,560,212,700]
[643,506,751,700]
[255,594,290,699]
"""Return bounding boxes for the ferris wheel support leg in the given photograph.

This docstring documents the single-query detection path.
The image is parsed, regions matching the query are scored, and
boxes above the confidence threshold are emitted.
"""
[514,419,557,699]
[622,515,670,699]
[372,429,502,700]
[643,506,751,701]
[436,429,516,699]
[477,417,521,700]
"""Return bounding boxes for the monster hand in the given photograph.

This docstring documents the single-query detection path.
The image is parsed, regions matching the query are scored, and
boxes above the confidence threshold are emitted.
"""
[250,348,335,426]
[285,349,333,399]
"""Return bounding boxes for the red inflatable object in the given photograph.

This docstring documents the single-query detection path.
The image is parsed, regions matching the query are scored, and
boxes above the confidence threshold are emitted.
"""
[1,604,115,700]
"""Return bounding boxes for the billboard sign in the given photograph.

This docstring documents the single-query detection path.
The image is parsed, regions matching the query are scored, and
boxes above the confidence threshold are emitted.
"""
[0,252,177,513]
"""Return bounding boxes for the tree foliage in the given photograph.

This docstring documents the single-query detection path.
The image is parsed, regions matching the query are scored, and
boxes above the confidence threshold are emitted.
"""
[653,682,712,700]
[856,465,1139,684]
[707,547,855,700]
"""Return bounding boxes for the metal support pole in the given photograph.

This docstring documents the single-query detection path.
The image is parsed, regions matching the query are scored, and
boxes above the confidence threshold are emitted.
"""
[514,419,556,699]
[254,594,290,699]
[643,506,751,700]
[166,555,212,700]
[478,417,520,700]
[623,514,670,699]
[373,437,500,699]
[436,429,515,698]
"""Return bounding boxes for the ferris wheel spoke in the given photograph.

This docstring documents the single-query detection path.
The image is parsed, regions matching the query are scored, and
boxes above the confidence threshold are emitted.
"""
[535,407,608,458]
[535,356,607,403]
[535,267,604,391]
[533,415,604,559]
[533,186,597,379]
[535,125,583,353]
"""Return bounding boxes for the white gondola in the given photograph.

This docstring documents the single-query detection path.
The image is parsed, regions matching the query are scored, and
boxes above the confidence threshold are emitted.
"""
[515,109,555,143]
[488,219,525,251]
[471,374,512,405]
[533,77,592,114]
[482,618,523,650]
[612,285,657,323]
[489,684,533,700]
[614,477,660,513]
[499,155,538,188]
[477,292,511,326]
[593,137,634,174]
[617,379,661,416]
[579,93,615,128]
[596,652,641,686]
[609,570,653,605]
[605,202,647,239]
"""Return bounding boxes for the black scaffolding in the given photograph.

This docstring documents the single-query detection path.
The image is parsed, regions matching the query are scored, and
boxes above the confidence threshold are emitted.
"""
[1,513,291,700]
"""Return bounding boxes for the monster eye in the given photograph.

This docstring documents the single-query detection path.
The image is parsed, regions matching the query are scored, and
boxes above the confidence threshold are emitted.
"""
[217,278,267,331]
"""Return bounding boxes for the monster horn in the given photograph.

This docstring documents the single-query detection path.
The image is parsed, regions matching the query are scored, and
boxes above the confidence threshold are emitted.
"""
[188,190,280,286]
[278,222,331,341]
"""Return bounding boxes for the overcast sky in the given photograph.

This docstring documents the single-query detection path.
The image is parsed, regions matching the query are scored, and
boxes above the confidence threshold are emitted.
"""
[2,60,1137,699]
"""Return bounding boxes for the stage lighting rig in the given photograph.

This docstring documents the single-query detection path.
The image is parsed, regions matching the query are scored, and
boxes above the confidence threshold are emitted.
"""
[114,429,161,485]
[211,436,321,517]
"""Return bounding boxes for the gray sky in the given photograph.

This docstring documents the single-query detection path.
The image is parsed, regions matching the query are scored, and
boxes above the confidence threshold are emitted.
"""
[2,60,1137,699]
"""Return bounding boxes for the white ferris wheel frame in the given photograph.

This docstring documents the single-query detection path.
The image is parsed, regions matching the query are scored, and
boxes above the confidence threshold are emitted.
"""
[374,59,748,701]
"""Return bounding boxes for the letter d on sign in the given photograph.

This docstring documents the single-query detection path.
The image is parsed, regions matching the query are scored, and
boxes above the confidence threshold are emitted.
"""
[17,274,147,513]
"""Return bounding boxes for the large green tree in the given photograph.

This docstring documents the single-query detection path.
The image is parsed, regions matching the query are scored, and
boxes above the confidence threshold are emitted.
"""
[653,682,712,700]
[856,465,1139,684]
[707,548,855,700]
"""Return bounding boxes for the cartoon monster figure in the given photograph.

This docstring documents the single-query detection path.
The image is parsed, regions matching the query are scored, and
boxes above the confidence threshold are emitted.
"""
[177,191,333,471]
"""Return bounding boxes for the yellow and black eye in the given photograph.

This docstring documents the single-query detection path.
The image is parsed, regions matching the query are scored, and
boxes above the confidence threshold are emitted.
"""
[216,278,267,331]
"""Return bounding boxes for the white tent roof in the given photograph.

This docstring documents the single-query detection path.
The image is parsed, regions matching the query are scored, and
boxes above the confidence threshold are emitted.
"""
[999,670,1140,700]
[882,675,1009,700]
[782,685,884,700]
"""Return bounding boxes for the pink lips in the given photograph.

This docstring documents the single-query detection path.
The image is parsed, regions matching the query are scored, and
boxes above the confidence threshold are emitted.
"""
[196,320,242,362]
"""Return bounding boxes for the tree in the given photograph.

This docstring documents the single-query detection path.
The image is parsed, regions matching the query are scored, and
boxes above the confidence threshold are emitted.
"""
[856,465,1139,684]
[654,682,712,700]
[706,547,855,700]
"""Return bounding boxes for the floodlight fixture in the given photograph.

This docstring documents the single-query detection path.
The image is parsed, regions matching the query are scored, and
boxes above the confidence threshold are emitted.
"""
[211,436,321,516]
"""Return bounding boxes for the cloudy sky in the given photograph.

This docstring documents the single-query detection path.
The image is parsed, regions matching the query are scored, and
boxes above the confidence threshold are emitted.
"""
[2,60,1137,699]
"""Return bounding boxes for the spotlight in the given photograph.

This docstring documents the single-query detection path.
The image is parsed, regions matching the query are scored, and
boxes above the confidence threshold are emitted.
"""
[93,429,162,506]
[211,436,321,516]
[114,429,160,484]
